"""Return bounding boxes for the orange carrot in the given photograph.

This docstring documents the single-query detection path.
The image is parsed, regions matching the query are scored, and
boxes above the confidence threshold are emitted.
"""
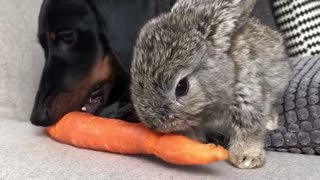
[45,112,228,165]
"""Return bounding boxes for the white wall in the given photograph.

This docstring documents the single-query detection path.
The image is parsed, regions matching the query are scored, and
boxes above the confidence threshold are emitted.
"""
[0,0,44,121]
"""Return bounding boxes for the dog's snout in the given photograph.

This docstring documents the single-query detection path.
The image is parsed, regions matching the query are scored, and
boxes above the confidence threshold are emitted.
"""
[30,107,53,127]
[40,108,49,121]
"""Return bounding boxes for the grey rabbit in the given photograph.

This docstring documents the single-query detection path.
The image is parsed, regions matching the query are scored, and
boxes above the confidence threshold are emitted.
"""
[130,0,291,169]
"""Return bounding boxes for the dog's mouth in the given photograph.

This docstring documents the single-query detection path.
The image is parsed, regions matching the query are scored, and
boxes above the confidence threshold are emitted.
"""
[80,83,106,114]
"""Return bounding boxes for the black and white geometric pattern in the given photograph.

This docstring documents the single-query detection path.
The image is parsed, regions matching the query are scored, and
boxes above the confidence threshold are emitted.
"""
[273,0,320,57]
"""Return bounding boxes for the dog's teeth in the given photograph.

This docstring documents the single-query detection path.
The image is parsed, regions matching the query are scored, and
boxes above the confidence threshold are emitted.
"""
[81,107,87,111]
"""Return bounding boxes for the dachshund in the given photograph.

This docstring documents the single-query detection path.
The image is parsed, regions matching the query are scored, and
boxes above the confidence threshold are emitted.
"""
[31,0,176,126]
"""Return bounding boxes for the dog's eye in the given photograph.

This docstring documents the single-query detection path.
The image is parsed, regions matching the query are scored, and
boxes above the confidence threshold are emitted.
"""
[57,31,75,45]
[175,78,189,97]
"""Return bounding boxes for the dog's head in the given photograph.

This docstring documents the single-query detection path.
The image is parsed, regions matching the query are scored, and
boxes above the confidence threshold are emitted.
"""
[31,0,175,126]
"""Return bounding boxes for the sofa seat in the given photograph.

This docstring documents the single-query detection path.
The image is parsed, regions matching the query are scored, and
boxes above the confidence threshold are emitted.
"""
[1,119,320,180]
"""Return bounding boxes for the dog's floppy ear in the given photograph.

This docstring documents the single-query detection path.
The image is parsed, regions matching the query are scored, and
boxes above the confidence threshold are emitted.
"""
[88,0,176,74]
[37,0,50,39]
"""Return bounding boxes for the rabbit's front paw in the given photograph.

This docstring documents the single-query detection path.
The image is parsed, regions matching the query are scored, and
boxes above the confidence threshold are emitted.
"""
[229,148,266,169]
[266,110,279,131]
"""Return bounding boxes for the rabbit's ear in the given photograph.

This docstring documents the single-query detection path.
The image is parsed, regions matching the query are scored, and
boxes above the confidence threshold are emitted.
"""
[173,0,256,35]
[230,0,256,27]
[213,0,256,31]
[204,0,256,51]
[222,0,256,33]
[172,0,257,51]
[173,0,256,23]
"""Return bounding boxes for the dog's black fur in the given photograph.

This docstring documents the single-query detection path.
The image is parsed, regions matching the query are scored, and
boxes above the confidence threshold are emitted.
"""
[31,0,176,126]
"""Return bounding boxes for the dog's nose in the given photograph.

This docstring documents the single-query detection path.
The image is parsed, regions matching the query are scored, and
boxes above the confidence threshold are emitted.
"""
[30,107,53,127]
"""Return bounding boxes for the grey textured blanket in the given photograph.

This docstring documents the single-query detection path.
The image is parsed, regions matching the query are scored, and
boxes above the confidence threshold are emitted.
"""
[266,56,320,155]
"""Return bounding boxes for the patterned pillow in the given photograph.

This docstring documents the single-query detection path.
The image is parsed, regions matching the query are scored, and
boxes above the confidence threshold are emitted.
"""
[273,0,320,57]
[266,57,320,155]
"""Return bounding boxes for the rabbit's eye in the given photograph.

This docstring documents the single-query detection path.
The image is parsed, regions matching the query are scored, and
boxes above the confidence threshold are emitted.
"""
[175,78,189,97]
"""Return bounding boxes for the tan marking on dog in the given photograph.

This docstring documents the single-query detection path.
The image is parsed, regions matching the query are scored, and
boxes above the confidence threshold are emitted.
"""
[48,32,56,41]
[48,55,112,121]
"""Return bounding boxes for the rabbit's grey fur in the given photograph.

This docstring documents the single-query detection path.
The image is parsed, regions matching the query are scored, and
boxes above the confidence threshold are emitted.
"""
[131,0,291,169]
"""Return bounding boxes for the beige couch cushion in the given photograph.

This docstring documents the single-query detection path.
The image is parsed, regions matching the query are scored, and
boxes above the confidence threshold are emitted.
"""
[1,119,320,180]
[0,0,43,121]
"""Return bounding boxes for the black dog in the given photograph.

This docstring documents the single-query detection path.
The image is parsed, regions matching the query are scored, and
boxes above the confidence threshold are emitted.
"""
[31,0,176,126]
